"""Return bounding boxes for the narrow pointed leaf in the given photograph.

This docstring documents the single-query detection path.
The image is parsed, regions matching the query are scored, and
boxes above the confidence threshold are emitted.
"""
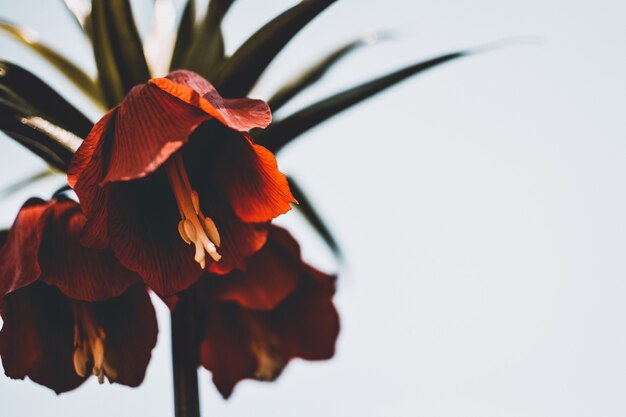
[0,20,101,104]
[0,169,57,200]
[90,0,151,106]
[213,0,337,97]
[62,0,93,36]
[0,98,79,171]
[0,61,93,138]
[287,175,341,258]
[169,0,196,70]
[268,32,389,111]
[178,0,235,76]
[256,51,468,152]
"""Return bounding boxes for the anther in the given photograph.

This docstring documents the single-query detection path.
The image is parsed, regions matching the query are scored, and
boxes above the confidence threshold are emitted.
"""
[165,153,222,269]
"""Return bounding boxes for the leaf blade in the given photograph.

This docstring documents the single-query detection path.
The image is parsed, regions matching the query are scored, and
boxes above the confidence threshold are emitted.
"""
[288,175,341,258]
[268,32,389,111]
[179,0,235,77]
[213,0,337,97]
[0,61,93,138]
[0,20,102,104]
[256,50,469,152]
[90,0,151,106]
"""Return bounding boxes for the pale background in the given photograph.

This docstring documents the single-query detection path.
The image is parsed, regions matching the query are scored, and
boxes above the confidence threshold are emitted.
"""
[1,0,626,416]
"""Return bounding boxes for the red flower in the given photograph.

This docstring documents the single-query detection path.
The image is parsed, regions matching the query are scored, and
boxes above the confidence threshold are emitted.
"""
[68,70,295,297]
[0,198,157,393]
[192,226,339,398]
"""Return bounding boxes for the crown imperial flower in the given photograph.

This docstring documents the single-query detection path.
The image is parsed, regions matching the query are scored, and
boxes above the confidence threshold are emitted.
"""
[68,70,295,296]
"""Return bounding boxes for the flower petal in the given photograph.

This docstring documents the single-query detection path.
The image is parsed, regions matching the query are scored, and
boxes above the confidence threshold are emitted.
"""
[106,172,205,297]
[202,190,270,275]
[271,266,339,361]
[151,70,272,131]
[198,303,256,399]
[201,227,302,310]
[0,198,55,298]
[0,283,86,394]
[91,285,158,386]
[100,84,210,184]
[39,198,142,301]
[68,109,117,249]
[185,122,295,224]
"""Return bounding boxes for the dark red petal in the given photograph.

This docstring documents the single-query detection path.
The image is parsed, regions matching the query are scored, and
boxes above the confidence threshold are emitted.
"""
[39,198,142,302]
[0,283,86,394]
[186,123,295,225]
[99,84,211,184]
[68,109,117,249]
[272,268,339,361]
[151,70,272,131]
[204,194,269,276]
[198,303,256,399]
[202,228,302,310]
[0,198,55,298]
[92,285,158,387]
[106,172,205,297]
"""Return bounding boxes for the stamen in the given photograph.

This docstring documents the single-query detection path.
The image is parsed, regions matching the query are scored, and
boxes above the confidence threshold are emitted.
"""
[243,314,285,381]
[71,303,117,384]
[165,152,222,268]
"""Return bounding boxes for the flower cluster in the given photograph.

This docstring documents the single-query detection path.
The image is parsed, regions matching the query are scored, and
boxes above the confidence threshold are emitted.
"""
[0,71,339,398]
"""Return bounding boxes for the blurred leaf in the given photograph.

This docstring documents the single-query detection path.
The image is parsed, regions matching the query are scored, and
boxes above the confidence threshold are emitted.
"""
[0,97,79,171]
[213,0,337,97]
[176,0,235,76]
[256,50,469,152]
[288,175,341,258]
[62,0,93,36]
[90,0,151,107]
[0,20,102,104]
[268,31,390,111]
[0,168,57,200]
[170,0,196,70]
[0,61,93,138]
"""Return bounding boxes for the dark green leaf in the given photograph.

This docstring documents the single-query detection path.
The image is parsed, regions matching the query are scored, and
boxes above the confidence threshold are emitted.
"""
[62,0,93,37]
[0,97,79,171]
[178,0,235,76]
[169,0,196,70]
[287,175,341,258]
[90,0,151,107]
[0,61,93,138]
[213,0,337,97]
[256,50,468,152]
[0,20,102,105]
[268,32,390,111]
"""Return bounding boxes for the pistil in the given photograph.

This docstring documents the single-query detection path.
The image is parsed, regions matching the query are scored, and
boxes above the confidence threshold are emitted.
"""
[165,152,221,269]
[72,303,117,384]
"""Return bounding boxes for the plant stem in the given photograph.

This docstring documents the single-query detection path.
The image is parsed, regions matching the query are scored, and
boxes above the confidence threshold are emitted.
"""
[171,291,201,417]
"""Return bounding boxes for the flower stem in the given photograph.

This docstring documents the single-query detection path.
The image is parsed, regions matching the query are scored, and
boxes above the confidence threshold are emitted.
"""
[171,291,201,417]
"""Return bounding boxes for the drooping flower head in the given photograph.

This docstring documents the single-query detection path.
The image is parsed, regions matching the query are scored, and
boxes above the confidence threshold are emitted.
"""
[0,198,157,392]
[192,226,339,398]
[68,70,295,297]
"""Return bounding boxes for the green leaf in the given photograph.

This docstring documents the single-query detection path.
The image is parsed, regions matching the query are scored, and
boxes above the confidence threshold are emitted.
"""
[169,0,196,70]
[0,20,102,105]
[0,61,93,138]
[177,0,235,76]
[268,31,390,111]
[213,0,337,97]
[256,50,469,152]
[90,0,151,107]
[61,0,93,37]
[0,96,79,171]
[288,175,341,258]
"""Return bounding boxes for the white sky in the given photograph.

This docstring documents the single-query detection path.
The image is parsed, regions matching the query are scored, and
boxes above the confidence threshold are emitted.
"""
[1,0,626,416]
